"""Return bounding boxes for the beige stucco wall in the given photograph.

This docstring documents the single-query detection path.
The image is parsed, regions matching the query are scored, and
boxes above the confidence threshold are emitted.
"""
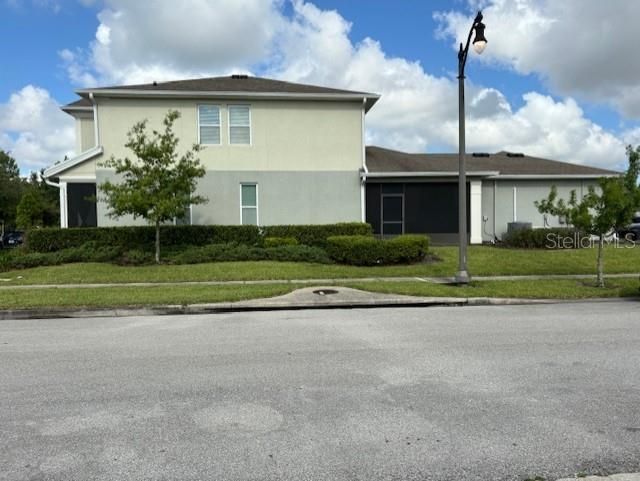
[59,156,98,178]
[95,97,364,171]
[74,116,96,154]
[481,178,599,240]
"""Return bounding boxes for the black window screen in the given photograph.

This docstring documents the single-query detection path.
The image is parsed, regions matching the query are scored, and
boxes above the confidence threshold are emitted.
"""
[67,183,97,228]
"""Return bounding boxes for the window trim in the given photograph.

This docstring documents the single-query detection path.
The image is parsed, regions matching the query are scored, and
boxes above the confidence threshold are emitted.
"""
[174,204,193,226]
[197,104,222,146]
[228,104,252,146]
[240,183,259,225]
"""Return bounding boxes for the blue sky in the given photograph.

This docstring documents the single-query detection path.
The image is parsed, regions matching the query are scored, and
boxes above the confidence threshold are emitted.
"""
[1,0,639,174]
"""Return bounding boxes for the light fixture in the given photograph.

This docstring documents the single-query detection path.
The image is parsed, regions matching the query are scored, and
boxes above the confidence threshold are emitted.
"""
[472,22,487,54]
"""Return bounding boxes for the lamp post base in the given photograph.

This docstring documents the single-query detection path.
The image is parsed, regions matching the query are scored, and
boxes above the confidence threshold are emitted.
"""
[454,270,471,284]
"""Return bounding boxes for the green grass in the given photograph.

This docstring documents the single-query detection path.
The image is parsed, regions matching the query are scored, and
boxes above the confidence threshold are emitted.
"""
[1,245,639,286]
[0,283,299,310]
[1,278,637,310]
[346,278,640,300]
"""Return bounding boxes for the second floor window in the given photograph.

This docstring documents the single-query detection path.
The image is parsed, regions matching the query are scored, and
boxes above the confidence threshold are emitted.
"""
[198,105,220,145]
[229,105,251,145]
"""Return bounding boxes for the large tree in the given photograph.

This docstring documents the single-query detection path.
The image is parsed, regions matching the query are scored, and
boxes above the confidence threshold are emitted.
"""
[0,150,23,230]
[536,145,640,287]
[99,110,207,263]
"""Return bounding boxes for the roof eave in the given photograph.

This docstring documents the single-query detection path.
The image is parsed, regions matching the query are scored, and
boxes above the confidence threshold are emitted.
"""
[44,146,103,178]
[364,171,500,178]
[488,174,618,179]
[75,88,380,109]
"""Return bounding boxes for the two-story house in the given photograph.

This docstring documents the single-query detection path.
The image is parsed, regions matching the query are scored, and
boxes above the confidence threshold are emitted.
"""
[45,75,379,229]
[45,75,617,244]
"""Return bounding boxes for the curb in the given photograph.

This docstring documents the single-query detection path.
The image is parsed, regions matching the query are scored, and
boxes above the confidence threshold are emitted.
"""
[1,295,637,321]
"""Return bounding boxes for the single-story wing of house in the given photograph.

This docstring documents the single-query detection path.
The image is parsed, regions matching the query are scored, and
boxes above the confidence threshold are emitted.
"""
[364,146,617,244]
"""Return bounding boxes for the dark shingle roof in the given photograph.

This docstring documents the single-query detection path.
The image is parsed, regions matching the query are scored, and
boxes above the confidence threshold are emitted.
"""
[366,146,618,177]
[75,75,379,111]
[61,97,93,111]
[87,75,376,97]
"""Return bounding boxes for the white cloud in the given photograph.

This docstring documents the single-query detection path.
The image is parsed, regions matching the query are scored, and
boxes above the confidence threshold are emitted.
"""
[63,0,284,86]
[265,1,626,169]
[0,86,74,173]
[435,0,640,119]
[56,0,630,171]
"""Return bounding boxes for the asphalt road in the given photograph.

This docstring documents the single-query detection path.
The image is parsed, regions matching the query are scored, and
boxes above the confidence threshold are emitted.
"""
[1,301,640,481]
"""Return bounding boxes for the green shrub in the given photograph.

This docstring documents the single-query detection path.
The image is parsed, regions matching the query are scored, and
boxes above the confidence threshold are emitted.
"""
[170,243,331,265]
[502,228,581,249]
[118,249,154,266]
[0,243,125,271]
[263,236,299,247]
[386,234,431,263]
[26,223,371,252]
[261,223,372,248]
[26,225,262,252]
[326,234,429,266]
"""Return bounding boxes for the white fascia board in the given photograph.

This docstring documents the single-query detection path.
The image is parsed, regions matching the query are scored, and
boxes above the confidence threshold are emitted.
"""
[61,106,93,113]
[76,89,381,112]
[363,171,499,179]
[488,174,617,180]
[43,146,103,178]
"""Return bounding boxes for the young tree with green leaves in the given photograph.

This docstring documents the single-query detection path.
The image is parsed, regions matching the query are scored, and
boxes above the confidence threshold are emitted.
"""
[16,188,45,229]
[99,110,207,263]
[535,145,640,287]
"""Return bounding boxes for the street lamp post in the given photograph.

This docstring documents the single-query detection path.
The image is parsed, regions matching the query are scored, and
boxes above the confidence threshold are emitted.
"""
[455,11,487,284]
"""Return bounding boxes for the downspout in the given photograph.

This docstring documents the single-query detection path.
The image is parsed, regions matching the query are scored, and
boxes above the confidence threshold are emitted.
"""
[360,97,368,223]
[493,179,497,240]
[43,175,67,228]
[89,92,100,146]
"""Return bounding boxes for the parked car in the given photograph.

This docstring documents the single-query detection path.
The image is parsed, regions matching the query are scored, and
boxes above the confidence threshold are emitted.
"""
[2,231,24,248]
[618,213,640,241]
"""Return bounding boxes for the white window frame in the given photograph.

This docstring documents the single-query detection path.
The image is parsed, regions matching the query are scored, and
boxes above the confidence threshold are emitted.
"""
[197,104,221,146]
[174,204,193,225]
[228,104,252,146]
[240,183,259,225]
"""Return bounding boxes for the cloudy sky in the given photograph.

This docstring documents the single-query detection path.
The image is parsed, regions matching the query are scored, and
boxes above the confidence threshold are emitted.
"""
[1,0,639,174]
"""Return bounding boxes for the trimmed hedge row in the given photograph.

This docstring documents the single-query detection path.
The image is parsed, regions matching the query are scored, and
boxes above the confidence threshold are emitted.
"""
[502,227,581,249]
[263,236,299,248]
[325,234,430,266]
[261,223,372,248]
[171,243,331,265]
[0,242,333,271]
[26,223,370,253]
[0,243,152,271]
[26,225,261,253]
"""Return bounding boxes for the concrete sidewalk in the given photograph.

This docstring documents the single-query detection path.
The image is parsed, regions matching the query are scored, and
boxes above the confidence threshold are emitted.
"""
[0,272,637,290]
[1,285,636,320]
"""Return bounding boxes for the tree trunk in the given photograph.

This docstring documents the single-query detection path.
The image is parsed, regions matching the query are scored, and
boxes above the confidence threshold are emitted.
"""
[596,233,604,288]
[155,220,160,264]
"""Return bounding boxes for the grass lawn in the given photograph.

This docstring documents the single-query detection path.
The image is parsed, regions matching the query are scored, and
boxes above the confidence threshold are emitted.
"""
[1,245,639,285]
[0,278,637,310]
[346,278,640,300]
[0,283,299,310]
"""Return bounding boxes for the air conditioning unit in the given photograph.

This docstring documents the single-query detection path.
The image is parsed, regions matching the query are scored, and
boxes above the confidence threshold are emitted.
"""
[507,222,532,233]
